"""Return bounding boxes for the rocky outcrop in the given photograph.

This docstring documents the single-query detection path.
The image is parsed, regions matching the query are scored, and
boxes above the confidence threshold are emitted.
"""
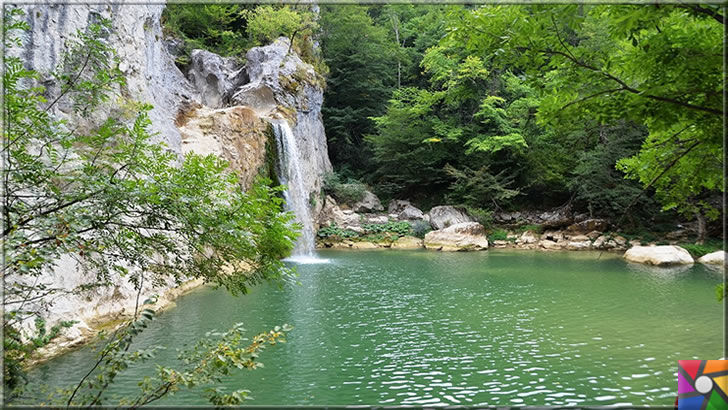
[697,251,725,266]
[186,49,245,108]
[624,245,694,266]
[352,191,384,213]
[424,222,489,251]
[13,4,197,154]
[233,37,332,215]
[428,206,473,230]
[13,5,334,359]
[178,105,269,189]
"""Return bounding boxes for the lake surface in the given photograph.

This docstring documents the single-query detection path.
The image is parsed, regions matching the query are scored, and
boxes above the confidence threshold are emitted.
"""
[24,249,723,406]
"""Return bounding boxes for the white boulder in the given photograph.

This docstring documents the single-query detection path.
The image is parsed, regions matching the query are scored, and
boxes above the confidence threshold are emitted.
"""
[424,222,488,251]
[697,251,725,266]
[624,245,694,266]
[427,206,473,230]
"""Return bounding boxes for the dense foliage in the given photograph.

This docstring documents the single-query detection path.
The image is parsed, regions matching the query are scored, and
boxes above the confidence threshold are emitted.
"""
[4,10,296,403]
[319,4,723,236]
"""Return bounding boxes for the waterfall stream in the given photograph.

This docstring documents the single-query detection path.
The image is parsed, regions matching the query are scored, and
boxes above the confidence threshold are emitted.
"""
[271,120,327,263]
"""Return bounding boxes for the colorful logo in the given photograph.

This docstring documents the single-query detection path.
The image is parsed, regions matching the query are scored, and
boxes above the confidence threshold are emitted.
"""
[677,360,728,409]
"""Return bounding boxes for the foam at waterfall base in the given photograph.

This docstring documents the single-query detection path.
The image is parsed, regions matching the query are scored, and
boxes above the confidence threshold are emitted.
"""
[283,255,331,264]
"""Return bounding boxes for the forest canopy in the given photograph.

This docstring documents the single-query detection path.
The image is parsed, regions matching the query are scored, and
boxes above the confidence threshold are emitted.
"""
[318,4,724,236]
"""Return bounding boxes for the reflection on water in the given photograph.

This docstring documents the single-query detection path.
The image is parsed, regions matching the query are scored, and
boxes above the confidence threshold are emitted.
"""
[23,249,722,406]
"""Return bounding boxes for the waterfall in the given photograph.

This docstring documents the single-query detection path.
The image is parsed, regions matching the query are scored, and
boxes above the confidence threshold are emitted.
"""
[271,120,326,263]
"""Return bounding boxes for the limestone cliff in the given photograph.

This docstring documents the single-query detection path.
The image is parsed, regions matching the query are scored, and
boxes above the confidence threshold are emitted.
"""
[12,4,332,359]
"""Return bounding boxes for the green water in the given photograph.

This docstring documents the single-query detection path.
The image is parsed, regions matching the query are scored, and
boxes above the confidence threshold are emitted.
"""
[24,250,723,406]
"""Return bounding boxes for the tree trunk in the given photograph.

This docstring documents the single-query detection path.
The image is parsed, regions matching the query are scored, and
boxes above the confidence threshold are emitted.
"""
[695,210,706,244]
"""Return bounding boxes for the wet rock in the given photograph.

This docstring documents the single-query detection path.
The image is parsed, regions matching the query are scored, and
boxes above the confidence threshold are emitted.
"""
[391,236,424,249]
[424,222,489,251]
[351,241,379,249]
[623,245,694,266]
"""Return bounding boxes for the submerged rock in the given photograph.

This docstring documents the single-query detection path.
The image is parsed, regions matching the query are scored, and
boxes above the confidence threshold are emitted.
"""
[424,222,488,251]
[391,236,424,249]
[428,206,473,230]
[623,245,694,266]
[697,250,725,266]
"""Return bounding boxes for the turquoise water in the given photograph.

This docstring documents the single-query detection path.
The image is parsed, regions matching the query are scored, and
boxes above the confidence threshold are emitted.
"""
[23,249,723,406]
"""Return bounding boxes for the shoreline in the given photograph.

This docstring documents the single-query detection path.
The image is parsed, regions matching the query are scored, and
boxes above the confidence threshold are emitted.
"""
[26,278,207,369]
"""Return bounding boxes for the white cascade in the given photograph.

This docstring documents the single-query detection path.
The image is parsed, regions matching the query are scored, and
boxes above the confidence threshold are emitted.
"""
[271,120,326,263]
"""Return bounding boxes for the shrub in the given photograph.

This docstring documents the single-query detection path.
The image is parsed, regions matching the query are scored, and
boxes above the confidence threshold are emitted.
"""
[322,172,367,205]
[466,207,493,229]
[488,229,509,241]
[516,224,543,234]
[680,242,722,259]
[362,221,411,236]
[411,220,432,239]
[316,223,358,240]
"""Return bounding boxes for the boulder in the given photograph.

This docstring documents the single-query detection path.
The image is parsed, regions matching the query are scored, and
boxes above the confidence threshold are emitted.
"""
[492,240,510,248]
[352,191,384,213]
[351,241,379,249]
[592,235,615,250]
[427,206,473,230]
[541,230,564,242]
[387,199,426,220]
[624,245,694,266]
[697,251,725,266]
[424,222,489,251]
[318,195,360,228]
[586,230,602,240]
[566,239,592,250]
[540,239,563,250]
[388,199,412,214]
[399,205,426,221]
[391,236,424,249]
[566,218,609,233]
[539,206,574,229]
[517,231,539,245]
[365,215,389,224]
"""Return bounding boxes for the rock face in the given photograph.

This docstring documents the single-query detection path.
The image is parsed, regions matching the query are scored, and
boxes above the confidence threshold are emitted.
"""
[424,222,489,251]
[352,191,384,213]
[697,251,725,266]
[233,37,332,215]
[624,246,694,266]
[12,5,334,357]
[13,4,196,154]
[178,105,269,189]
[186,49,245,108]
[428,206,473,230]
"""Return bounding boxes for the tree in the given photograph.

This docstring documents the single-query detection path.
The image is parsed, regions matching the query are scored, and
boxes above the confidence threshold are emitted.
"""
[3,10,296,403]
[319,5,397,176]
[438,5,723,234]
